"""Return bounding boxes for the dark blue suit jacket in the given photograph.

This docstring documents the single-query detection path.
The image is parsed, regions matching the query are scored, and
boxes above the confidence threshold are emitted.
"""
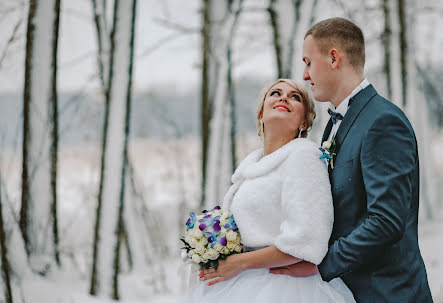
[318,85,433,303]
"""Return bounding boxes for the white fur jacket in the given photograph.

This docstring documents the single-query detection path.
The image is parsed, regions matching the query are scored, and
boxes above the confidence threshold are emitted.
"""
[222,138,333,265]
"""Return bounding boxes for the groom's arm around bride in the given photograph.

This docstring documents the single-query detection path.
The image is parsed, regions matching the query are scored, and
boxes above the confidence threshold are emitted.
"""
[271,18,433,303]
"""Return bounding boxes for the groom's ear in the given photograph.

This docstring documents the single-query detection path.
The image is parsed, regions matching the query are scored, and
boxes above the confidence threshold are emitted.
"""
[329,49,340,69]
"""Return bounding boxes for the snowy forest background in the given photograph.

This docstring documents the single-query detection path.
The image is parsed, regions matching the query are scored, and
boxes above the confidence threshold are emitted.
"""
[0,0,442,302]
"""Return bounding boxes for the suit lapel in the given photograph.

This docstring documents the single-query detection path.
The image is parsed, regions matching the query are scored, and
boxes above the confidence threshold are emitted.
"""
[335,85,378,151]
[321,119,333,143]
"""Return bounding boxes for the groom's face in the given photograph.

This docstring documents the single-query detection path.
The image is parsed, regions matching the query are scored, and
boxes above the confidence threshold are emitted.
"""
[302,35,334,102]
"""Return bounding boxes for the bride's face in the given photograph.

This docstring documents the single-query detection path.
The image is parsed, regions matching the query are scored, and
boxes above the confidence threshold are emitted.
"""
[261,82,307,136]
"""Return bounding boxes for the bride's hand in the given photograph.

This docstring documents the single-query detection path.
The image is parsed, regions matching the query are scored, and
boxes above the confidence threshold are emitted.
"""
[199,254,245,286]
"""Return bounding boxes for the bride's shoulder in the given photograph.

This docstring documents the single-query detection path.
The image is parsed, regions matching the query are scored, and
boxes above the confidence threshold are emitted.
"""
[290,138,321,154]
[285,139,323,166]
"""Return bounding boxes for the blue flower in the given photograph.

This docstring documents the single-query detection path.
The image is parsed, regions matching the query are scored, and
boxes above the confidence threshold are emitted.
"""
[199,214,221,231]
[185,212,196,231]
[224,215,238,231]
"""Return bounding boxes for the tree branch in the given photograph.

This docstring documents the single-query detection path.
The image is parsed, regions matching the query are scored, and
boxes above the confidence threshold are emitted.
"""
[152,16,199,33]
[0,14,24,69]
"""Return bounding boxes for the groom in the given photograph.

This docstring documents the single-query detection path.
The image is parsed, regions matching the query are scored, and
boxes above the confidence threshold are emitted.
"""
[270,18,433,302]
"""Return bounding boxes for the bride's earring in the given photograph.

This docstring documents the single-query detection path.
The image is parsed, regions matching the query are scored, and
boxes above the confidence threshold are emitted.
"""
[297,128,303,139]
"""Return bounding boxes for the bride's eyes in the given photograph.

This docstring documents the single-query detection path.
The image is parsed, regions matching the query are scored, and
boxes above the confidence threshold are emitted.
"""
[270,91,281,96]
[291,94,301,101]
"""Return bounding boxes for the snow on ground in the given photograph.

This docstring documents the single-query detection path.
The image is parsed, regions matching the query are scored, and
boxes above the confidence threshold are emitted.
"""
[1,134,442,302]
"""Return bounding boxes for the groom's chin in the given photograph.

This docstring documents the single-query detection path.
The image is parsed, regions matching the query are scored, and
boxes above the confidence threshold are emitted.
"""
[313,98,329,103]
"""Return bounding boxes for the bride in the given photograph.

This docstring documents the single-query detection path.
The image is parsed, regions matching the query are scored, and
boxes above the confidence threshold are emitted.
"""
[184,79,355,302]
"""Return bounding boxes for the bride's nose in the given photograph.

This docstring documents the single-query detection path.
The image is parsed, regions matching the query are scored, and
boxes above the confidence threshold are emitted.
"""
[280,95,288,103]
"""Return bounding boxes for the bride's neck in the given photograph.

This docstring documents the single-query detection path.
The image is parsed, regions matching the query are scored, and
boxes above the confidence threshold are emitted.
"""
[263,131,295,155]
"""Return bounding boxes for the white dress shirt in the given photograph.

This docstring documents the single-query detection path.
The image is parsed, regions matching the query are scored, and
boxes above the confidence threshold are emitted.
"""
[328,78,370,141]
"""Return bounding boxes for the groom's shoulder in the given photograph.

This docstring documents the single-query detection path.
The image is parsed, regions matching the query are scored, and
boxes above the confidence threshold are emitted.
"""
[365,93,410,122]
[361,93,415,136]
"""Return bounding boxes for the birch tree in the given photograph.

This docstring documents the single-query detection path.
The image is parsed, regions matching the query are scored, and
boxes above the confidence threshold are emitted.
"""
[267,0,318,80]
[381,0,392,100]
[0,180,12,303]
[203,0,243,208]
[400,0,436,220]
[20,0,61,275]
[89,0,137,299]
[200,0,211,207]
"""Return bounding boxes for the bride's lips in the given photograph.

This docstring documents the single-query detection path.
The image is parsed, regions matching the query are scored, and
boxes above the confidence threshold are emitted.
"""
[273,105,290,112]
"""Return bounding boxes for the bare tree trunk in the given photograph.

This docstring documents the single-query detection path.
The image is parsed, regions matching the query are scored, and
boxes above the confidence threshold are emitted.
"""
[90,0,112,293]
[0,180,13,303]
[50,0,61,267]
[401,0,435,221]
[228,47,237,171]
[204,0,242,207]
[381,0,392,100]
[397,0,407,107]
[90,0,137,298]
[268,0,318,80]
[91,0,111,94]
[268,0,299,78]
[21,0,61,275]
[200,0,211,208]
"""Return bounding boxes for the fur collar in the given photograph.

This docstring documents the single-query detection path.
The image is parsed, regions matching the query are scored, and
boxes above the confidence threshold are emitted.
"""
[232,138,310,182]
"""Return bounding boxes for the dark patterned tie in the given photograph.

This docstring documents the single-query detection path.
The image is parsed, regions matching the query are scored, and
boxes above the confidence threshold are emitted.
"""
[327,108,343,124]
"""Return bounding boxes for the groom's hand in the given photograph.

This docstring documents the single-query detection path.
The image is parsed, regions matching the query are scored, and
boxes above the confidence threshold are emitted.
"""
[269,261,318,277]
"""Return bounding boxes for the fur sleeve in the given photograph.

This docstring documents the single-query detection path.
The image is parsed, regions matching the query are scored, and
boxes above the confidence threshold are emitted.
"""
[274,144,334,265]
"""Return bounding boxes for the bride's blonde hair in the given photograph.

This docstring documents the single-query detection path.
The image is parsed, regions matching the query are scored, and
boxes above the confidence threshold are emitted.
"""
[256,79,316,138]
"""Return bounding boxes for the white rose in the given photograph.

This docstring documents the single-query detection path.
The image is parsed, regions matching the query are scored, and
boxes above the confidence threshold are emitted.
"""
[234,244,242,253]
[188,249,195,257]
[226,231,237,242]
[213,243,223,252]
[322,141,332,149]
[205,226,213,233]
[220,212,230,221]
[195,242,205,254]
[227,242,236,250]
[191,254,201,264]
[219,229,227,237]
[234,237,241,244]
[192,229,203,239]
[202,252,210,263]
[213,209,222,216]
[188,237,198,248]
[184,235,192,244]
[207,248,220,260]
[199,237,208,246]
[223,247,230,254]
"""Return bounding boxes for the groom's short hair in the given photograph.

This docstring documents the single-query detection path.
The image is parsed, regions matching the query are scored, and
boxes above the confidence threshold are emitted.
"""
[305,18,365,72]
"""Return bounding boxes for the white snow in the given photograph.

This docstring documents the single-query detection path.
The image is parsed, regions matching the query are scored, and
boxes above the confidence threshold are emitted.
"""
[1,134,442,302]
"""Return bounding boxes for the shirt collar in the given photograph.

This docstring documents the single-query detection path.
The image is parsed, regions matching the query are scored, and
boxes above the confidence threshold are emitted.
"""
[334,78,369,116]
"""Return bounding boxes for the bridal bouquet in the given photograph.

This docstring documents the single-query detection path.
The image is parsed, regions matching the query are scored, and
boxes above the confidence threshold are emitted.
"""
[181,206,242,269]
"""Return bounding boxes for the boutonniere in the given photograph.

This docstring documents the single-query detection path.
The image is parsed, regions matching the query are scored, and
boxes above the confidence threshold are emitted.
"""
[319,136,337,169]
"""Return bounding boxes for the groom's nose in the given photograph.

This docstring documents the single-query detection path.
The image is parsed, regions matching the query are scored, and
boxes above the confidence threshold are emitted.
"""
[303,68,310,81]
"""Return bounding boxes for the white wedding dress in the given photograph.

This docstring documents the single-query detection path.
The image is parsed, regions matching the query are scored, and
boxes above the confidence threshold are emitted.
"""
[183,139,356,303]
